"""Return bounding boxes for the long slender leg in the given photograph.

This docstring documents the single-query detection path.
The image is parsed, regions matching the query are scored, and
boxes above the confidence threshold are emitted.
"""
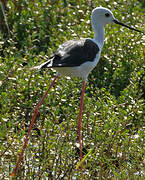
[78,81,86,175]
[11,75,58,176]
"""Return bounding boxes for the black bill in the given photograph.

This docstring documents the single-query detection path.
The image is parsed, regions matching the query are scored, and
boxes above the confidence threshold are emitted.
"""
[113,19,143,33]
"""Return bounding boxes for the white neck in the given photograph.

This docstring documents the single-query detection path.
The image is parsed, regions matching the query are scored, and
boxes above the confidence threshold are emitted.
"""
[93,24,104,49]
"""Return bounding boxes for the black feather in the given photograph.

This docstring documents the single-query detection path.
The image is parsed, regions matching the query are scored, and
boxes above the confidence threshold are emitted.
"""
[41,39,99,68]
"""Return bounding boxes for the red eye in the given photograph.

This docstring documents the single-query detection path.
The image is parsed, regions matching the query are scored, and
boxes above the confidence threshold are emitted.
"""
[105,13,110,17]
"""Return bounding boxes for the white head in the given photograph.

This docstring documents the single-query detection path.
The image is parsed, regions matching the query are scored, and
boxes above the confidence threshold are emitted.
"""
[91,7,142,33]
[91,7,115,29]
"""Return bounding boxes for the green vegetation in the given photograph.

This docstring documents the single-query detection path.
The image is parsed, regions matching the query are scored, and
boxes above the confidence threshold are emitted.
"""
[0,0,144,179]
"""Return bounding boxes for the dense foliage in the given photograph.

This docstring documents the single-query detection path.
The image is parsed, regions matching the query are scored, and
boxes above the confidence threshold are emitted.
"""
[0,0,144,179]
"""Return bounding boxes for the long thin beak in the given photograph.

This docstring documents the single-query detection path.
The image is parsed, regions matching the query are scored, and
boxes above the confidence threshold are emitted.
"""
[113,19,143,33]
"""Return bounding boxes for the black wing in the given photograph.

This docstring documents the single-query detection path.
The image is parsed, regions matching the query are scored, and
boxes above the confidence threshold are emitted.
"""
[41,39,99,68]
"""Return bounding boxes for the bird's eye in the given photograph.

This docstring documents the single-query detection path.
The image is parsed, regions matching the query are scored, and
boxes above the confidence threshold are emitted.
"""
[105,13,110,17]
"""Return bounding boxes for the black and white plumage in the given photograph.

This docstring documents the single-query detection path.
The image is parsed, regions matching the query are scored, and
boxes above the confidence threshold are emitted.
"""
[35,39,100,80]
[34,7,142,81]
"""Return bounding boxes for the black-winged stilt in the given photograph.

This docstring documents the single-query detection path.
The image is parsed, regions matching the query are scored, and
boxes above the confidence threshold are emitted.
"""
[11,7,142,176]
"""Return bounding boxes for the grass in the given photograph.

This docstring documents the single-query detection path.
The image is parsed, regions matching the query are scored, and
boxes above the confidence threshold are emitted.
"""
[0,0,144,179]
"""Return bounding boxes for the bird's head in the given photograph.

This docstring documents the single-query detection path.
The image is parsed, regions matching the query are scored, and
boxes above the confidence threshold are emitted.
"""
[91,7,143,33]
[91,7,115,27]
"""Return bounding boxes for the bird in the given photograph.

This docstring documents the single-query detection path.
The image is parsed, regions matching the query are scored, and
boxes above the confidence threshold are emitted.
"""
[11,7,143,176]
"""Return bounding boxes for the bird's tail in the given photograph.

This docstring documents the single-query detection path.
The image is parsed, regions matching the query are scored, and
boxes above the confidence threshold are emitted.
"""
[30,56,54,71]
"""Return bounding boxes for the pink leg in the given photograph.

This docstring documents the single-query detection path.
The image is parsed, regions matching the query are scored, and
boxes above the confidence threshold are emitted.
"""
[78,81,86,175]
[11,75,58,176]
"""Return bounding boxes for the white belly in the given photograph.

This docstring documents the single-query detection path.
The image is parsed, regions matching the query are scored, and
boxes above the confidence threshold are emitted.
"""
[53,52,101,81]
